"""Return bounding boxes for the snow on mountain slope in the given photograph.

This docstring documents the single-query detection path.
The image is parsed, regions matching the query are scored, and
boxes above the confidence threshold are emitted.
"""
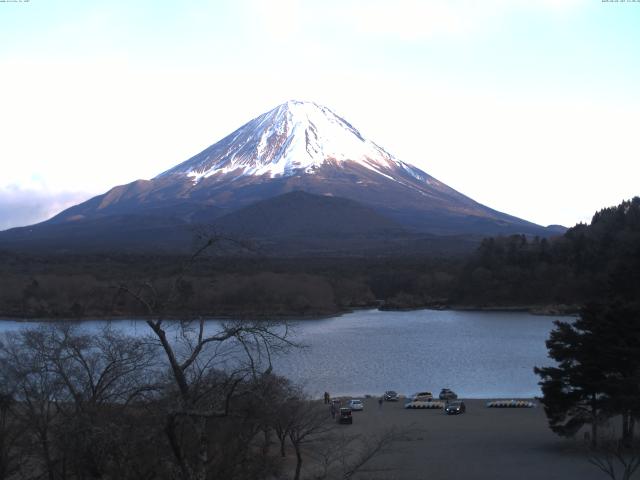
[158,100,427,183]
[30,99,554,240]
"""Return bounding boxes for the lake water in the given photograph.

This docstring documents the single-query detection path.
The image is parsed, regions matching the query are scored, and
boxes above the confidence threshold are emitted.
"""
[0,309,570,398]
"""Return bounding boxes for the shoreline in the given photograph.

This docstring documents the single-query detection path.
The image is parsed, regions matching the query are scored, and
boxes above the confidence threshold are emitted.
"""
[0,303,580,323]
[0,309,350,323]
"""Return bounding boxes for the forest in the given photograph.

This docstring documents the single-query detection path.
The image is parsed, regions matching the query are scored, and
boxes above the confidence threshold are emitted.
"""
[1,197,638,319]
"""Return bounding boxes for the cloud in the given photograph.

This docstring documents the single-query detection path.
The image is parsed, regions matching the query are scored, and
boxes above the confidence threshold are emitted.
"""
[0,186,91,231]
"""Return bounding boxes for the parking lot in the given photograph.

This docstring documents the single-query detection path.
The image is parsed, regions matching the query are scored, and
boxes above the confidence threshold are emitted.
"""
[321,397,605,480]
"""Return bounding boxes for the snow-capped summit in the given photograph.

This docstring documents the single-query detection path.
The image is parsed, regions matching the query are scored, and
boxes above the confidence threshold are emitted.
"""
[11,99,555,252]
[158,100,425,183]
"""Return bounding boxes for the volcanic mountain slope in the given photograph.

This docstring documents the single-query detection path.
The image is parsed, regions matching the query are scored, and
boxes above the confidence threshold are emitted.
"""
[0,191,478,255]
[214,191,404,238]
[0,100,559,253]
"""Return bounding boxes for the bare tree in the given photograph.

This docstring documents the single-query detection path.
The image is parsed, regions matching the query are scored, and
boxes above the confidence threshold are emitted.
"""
[587,436,640,480]
[116,235,298,480]
[285,400,333,480]
[0,391,22,480]
[0,328,67,480]
[45,324,157,479]
[0,324,158,480]
[132,317,295,480]
[311,427,414,480]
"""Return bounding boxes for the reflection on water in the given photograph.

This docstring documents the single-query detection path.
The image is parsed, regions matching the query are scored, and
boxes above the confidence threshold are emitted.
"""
[0,309,569,398]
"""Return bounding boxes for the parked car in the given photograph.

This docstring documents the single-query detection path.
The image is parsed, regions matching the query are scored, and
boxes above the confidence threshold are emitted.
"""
[444,400,466,415]
[338,407,353,424]
[412,391,433,401]
[383,391,399,401]
[439,388,458,400]
[348,399,364,411]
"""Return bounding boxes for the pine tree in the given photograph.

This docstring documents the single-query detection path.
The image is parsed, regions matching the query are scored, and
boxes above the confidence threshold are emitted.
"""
[536,300,640,446]
[534,313,609,447]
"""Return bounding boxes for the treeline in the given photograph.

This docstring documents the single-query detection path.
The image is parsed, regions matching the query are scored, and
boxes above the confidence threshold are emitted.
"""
[455,197,640,308]
[0,271,354,319]
[1,197,638,318]
[0,253,459,319]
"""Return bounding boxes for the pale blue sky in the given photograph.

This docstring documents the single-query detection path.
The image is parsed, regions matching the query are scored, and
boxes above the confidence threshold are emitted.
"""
[1,0,638,229]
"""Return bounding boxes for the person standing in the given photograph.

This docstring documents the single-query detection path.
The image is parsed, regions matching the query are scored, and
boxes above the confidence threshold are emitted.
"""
[378,397,383,409]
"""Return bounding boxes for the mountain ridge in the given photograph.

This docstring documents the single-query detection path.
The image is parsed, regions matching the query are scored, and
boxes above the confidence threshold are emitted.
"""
[156,100,417,182]
[0,100,563,253]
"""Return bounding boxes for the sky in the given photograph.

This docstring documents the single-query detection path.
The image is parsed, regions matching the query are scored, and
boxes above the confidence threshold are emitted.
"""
[0,0,639,230]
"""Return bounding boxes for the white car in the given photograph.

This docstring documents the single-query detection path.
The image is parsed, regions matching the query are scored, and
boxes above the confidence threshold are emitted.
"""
[348,399,364,411]
[412,391,434,402]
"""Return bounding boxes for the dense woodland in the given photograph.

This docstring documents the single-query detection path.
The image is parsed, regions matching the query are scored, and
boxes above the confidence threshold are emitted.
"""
[1,197,638,319]
[459,197,640,308]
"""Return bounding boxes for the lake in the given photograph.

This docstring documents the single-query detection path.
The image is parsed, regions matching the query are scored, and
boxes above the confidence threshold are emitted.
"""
[0,309,570,398]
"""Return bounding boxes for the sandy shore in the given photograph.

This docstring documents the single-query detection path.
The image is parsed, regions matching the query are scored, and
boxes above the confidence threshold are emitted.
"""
[314,397,603,480]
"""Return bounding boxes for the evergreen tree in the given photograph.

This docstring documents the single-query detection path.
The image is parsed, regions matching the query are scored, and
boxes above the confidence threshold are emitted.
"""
[536,300,640,446]
[586,302,640,445]
[534,311,609,447]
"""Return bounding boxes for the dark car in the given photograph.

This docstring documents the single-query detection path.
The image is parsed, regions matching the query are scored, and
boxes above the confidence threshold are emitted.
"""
[383,390,399,401]
[444,400,466,415]
[338,407,353,424]
[439,388,458,400]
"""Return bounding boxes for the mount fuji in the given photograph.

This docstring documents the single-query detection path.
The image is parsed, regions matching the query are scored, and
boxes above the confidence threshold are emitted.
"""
[0,100,560,254]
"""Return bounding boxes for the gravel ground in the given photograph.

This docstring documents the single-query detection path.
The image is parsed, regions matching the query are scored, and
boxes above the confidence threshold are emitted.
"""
[317,397,606,480]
